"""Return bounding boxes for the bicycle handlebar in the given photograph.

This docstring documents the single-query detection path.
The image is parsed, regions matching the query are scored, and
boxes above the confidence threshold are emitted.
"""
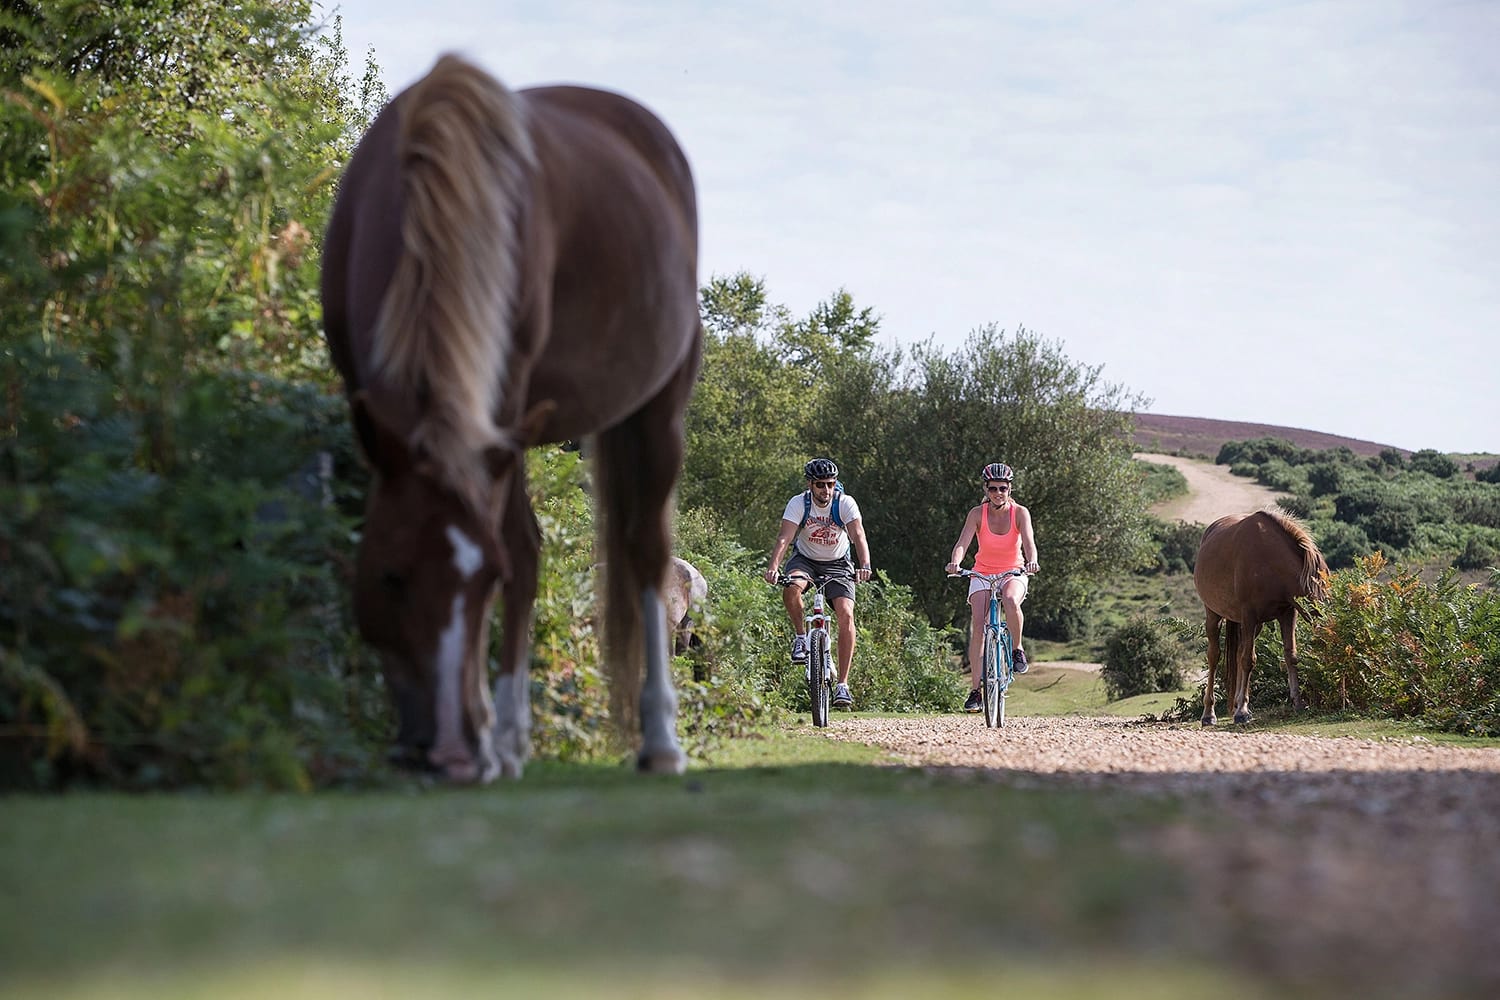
[947,568,1031,582]
[773,572,855,588]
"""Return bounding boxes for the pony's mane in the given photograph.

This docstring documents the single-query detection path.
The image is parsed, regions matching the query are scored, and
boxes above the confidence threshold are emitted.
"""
[1261,508,1329,601]
[370,54,535,513]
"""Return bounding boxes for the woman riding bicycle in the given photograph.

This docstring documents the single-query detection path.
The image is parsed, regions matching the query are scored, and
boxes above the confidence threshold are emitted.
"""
[764,458,874,709]
[945,462,1040,712]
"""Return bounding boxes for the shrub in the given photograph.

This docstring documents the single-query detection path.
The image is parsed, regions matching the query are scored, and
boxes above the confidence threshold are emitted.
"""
[1100,619,1187,700]
[1454,537,1498,572]
[1276,495,1313,520]
[1409,449,1460,479]
[1297,553,1500,735]
[1315,520,1373,570]
[1145,519,1201,575]
[1,343,384,791]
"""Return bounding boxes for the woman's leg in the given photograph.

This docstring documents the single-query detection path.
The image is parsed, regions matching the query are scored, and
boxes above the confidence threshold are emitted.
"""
[968,592,988,688]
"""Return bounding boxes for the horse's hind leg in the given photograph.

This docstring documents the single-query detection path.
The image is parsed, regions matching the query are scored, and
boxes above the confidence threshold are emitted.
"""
[1202,610,1222,726]
[594,340,700,775]
[1279,608,1303,711]
[491,466,539,778]
[1232,620,1256,724]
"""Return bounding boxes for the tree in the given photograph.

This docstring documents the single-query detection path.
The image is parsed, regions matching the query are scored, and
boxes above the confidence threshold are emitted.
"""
[682,274,803,551]
[804,324,1153,634]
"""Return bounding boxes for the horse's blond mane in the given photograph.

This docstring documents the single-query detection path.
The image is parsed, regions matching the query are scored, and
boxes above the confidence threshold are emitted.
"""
[370,54,535,513]
[1261,508,1330,601]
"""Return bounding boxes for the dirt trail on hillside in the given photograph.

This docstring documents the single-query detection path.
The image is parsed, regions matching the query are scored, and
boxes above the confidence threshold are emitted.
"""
[823,713,1500,998]
[1136,452,1286,525]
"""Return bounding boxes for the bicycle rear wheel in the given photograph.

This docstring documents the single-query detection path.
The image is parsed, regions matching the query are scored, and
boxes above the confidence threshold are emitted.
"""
[809,630,830,728]
[982,627,1001,728]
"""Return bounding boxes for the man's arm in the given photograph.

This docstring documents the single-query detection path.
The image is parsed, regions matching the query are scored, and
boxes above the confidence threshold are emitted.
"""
[763,519,800,583]
[846,519,873,582]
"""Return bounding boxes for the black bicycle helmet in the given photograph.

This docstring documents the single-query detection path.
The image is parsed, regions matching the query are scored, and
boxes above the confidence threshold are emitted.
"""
[804,458,839,480]
[981,462,1014,483]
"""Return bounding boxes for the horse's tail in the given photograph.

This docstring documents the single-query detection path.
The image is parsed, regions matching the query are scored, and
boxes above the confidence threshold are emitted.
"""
[1265,508,1330,602]
[371,53,534,511]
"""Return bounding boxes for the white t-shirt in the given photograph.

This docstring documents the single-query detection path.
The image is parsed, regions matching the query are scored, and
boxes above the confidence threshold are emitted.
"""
[781,492,862,561]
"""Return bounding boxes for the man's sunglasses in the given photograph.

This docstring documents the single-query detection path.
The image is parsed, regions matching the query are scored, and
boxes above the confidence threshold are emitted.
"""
[811,480,837,488]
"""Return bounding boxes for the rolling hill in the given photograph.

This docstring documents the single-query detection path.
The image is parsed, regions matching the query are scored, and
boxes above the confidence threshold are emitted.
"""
[1130,412,1405,460]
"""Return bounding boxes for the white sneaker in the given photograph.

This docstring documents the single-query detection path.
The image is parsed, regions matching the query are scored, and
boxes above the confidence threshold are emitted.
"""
[791,634,808,662]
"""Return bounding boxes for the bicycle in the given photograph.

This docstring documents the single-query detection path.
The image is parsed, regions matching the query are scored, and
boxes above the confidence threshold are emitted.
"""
[949,568,1030,728]
[775,572,853,728]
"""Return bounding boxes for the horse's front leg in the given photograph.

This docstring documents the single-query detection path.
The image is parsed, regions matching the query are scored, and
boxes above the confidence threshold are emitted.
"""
[1279,609,1304,711]
[639,586,684,773]
[491,474,539,779]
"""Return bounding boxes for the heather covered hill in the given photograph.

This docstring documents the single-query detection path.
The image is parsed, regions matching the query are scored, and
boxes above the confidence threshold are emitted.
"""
[1131,412,1406,459]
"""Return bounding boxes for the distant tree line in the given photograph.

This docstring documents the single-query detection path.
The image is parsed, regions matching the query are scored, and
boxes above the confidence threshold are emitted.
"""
[1215,438,1500,571]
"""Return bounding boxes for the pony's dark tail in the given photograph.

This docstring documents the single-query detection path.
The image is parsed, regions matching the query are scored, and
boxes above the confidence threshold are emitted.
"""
[371,53,535,514]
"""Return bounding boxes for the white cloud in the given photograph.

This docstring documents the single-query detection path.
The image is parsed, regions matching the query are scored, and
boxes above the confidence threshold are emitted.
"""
[322,0,1500,451]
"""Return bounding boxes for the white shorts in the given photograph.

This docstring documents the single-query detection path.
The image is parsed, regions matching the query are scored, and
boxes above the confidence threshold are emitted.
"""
[968,574,1028,603]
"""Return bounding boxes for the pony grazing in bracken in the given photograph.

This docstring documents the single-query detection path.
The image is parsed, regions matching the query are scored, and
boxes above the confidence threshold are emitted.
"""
[1194,510,1329,725]
[320,54,702,782]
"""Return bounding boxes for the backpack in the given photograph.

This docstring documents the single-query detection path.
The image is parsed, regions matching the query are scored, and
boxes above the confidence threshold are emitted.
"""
[798,480,846,531]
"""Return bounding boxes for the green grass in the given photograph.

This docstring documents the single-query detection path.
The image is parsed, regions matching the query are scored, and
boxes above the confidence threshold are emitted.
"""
[1007,664,1196,719]
[2,741,1271,1000]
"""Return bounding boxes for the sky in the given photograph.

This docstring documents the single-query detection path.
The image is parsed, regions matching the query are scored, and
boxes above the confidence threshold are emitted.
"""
[317,1,1499,454]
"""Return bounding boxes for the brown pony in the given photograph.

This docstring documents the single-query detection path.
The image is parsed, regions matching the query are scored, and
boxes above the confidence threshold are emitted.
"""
[1193,510,1329,725]
[320,54,702,781]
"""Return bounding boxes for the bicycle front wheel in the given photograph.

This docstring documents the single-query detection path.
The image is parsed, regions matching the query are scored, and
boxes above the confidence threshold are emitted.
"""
[996,628,1014,728]
[809,630,830,728]
[982,627,1001,729]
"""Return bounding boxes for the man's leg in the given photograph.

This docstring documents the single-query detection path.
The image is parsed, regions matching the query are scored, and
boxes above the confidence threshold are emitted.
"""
[832,595,856,684]
[781,574,809,633]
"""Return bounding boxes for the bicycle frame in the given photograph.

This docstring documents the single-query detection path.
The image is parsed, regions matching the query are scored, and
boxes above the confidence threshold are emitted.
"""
[776,572,851,728]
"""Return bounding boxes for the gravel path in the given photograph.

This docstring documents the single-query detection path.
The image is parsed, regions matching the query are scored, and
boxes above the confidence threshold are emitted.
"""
[1135,451,1286,525]
[825,714,1500,997]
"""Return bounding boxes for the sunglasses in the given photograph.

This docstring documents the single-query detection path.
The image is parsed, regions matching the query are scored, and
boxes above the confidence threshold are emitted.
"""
[985,484,1011,494]
[811,480,837,488]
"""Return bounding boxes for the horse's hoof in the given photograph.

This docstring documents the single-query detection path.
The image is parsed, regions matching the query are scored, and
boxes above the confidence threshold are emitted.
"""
[1233,712,1251,724]
[1201,717,1216,727]
[637,749,687,775]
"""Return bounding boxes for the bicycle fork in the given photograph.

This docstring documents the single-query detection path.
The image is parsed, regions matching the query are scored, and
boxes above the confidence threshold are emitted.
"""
[809,592,833,682]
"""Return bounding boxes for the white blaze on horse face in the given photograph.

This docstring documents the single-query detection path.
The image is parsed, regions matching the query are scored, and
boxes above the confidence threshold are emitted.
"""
[429,524,486,779]
[430,591,471,777]
[446,524,484,580]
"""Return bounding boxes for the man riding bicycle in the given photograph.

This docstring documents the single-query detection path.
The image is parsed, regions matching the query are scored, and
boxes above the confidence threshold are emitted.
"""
[764,458,874,709]
[945,462,1040,712]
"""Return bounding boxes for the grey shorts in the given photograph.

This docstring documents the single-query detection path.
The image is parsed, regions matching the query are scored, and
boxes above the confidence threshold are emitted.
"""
[784,551,856,603]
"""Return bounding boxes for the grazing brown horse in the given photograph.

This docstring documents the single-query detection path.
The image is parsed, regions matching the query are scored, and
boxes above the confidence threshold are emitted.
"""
[1194,510,1329,725]
[320,54,702,781]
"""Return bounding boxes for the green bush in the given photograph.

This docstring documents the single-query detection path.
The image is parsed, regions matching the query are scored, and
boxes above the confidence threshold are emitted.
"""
[1,341,384,790]
[1315,520,1373,570]
[1297,554,1500,735]
[1144,519,1201,575]
[1455,537,1498,572]
[1100,618,1187,700]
